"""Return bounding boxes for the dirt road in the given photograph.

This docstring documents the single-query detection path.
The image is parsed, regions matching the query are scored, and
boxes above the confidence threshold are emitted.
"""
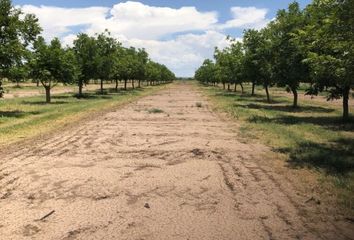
[0,83,353,240]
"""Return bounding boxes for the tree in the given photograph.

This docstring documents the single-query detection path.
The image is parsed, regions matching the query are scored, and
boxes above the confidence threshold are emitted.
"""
[95,31,118,94]
[269,2,309,107]
[8,63,29,87]
[135,49,148,88]
[0,0,41,95]
[194,59,217,85]
[30,37,77,103]
[73,33,98,97]
[145,60,175,85]
[298,0,354,120]
[214,40,244,92]
[243,28,273,102]
[243,29,262,95]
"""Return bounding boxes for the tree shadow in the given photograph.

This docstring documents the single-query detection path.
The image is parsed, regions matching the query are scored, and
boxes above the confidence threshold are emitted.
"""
[274,116,354,131]
[215,92,240,97]
[0,110,41,118]
[236,97,284,104]
[52,95,72,99]
[74,93,113,99]
[240,103,335,113]
[21,100,69,105]
[277,138,354,175]
[215,90,286,104]
[247,114,354,131]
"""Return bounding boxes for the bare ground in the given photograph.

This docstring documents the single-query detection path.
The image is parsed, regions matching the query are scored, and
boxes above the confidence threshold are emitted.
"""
[0,83,353,240]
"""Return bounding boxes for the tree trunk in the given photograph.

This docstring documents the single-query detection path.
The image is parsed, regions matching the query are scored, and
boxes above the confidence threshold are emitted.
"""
[36,80,39,87]
[124,79,127,90]
[234,83,237,92]
[252,81,255,95]
[227,84,230,91]
[343,86,350,121]
[100,79,104,94]
[45,86,51,103]
[222,82,225,90]
[240,83,244,94]
[265,84,270,103]
[291,87,298,108]
[0,80,4,98]
[132,79,135,89]
[78,79,83,97]
[138,80,141,88]
[115,79,119,92]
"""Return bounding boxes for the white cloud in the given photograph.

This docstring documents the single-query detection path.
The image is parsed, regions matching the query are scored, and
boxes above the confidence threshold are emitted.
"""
[220,7,270,30]
[121,31,230,77]
[20,1,270,76]
[20,5,109,40]
[102,1,218,39]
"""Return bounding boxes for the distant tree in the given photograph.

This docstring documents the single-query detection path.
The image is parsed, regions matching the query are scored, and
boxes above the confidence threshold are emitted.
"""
[95,31,118,94]
[30,37,77,103]
[194,59,216,85]
[73,33,99,97]
[243,28,273,102]
[243,29,263,96]
[214,40,244,92]
[135,49,148,88]
[8,63,29,87]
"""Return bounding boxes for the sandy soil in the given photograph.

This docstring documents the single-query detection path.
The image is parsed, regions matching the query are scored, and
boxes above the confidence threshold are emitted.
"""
[0,83,353,240]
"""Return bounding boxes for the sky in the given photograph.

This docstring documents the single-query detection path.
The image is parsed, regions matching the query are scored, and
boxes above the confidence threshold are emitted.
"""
[13,0,312,77]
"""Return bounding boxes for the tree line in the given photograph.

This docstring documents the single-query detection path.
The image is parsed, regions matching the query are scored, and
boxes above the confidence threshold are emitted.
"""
[195,0,353,120]
[0,0,175,102]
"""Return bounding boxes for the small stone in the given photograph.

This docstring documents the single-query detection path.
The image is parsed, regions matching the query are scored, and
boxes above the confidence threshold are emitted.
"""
[144,203,150,209]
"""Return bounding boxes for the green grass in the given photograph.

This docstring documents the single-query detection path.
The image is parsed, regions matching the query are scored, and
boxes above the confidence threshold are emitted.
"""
[0,85,167,146]
[198,82,354,209]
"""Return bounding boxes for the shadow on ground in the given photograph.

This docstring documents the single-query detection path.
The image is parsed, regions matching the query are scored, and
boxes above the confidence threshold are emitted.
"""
[277,138,354,176]
[239,103,335,113]
[0,110,41,118]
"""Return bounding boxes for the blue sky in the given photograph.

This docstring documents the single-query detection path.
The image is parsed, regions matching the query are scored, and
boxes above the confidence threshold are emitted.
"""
[14,0,312,76]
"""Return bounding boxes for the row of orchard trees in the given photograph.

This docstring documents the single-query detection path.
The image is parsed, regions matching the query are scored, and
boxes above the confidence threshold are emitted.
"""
[195,0,353,120]
[0,0,175,102]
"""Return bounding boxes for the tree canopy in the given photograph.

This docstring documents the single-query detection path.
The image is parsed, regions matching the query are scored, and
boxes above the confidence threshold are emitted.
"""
[195,0,353,120]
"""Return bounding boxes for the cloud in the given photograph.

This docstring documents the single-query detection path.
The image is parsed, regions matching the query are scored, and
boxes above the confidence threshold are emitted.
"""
[20,1,270,76]
[220,7,270,30]
[101,1,218,39]
[20,5,109,40]
[121,31,230,77]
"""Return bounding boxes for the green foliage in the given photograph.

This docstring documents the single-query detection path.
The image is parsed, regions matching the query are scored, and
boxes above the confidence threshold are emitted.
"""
[296,0,354,120]
[195,0,353,120]
[30,37,78,102]
[73,33,99,94]
[243,29,273,100]
[215,40,244,88]
[0,0,41,96]
[1,0,174,100]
